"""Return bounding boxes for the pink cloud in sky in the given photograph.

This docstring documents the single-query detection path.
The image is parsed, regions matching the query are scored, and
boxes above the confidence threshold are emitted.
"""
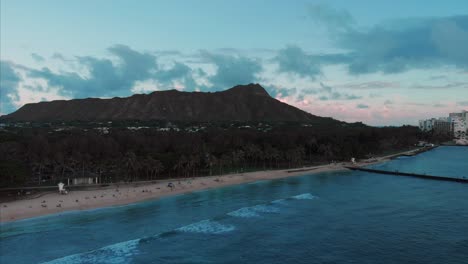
[281,94,462,126]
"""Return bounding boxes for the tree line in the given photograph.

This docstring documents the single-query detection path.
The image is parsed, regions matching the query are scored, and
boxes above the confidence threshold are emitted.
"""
[0,123,437,187]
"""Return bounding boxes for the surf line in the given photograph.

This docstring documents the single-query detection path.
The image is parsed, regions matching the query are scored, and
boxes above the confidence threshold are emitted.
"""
[43,192,318,263]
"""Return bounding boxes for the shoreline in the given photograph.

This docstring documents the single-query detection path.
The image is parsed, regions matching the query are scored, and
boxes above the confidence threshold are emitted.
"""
[0,147,427,223]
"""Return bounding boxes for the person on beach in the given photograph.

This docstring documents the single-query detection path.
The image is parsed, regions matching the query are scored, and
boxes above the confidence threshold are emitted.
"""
[167,182,174,191]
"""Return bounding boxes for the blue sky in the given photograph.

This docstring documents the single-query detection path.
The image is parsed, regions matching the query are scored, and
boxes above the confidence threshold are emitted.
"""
[1,0,468,125]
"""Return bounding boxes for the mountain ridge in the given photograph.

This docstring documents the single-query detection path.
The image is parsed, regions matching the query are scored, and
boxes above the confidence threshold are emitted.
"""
[1,83,340,124]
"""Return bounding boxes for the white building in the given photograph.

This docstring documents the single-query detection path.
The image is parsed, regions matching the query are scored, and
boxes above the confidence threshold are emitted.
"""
[418,111,467,139]
[418,118,435,132]
[449,111,468,139]
[433,118,452,135]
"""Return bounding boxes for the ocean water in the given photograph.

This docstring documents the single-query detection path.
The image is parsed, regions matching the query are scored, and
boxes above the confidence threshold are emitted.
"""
[1,146,468,264]
[368,146,468,178]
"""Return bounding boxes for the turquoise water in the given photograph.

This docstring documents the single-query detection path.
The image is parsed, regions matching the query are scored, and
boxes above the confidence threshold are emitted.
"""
[1,146,468,264]
[369,146,468,178]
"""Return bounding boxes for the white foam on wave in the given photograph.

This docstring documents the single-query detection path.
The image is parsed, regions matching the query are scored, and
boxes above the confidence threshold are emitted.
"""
[42,193,318,263]
[271,199,288,205]
[291,193,317,200]
[42,238,141,264]
[42,219,236,263]
[251,204,280,213]
[176,220,235,234]
[227,207,260,218]
[42,219,235,263]
[227,204,280,218]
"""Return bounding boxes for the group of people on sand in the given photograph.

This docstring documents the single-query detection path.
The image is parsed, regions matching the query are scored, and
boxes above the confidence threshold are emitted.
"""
[54,177,214,200]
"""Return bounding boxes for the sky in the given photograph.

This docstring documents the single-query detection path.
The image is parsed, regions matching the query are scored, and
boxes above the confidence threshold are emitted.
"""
[1,0,468,126]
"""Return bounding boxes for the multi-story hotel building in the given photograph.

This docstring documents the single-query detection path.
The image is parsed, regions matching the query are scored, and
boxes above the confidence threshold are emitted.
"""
[419,110,467,140]
[449,111,467,139]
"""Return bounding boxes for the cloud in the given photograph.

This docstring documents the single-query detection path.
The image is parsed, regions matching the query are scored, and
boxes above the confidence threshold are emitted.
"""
[344,16,468,74]
[309,82,362,101]
[274,45,351,79]
[13,84,69,109]
[3,46,211,113]
[341,81,400,89]
[153,50,182,56]
[457,101,468,106]
[1,61,70,114]
[264,85,297,98]
[26,45,158,98]
[51,52,67,61]
[307,4,468,74]
[405,102,428,106]
[107,45,157,79]
[154,62,200,91]
[31,53,45,62]
[200,51,262,89]
[384,100,393,105]
[2,46,266,113]
[131,79,160,93]
[307,3,354,32]
[0,61,21,114]
[411,82,468,89]
[356,103,369,109]
[24,45,209,97]
[429,75,447,80]
[274,46,321,78]
[158,62,191,81]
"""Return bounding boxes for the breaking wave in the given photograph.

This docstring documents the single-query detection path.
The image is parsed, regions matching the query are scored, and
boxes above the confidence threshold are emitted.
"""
[177,220,235,234]
[43,219,236,263]
[42,238,141,264]
[271,199,288,205]
[227,204,280,218]
[291,193,317,200]
[43,192,318,263]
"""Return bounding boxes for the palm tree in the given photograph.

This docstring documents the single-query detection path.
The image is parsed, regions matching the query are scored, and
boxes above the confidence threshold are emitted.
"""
[219,154,231,175]
[123,151,138,182]
[188,154,200,177]
[236,149,246,171]
[144,156,164,180]
[264,146,280,169]
[231,150,243,172]
[286,147,304,168]
[173,155,188,178]
[204,153,217,176]
[152,160,164,180]
[306,137,318,165]
[318,143,334,162]
[245,144,261,169]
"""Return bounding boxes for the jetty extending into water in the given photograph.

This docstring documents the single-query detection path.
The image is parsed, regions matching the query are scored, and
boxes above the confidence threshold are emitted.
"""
[345,145,468,183]
[346,166,468,183]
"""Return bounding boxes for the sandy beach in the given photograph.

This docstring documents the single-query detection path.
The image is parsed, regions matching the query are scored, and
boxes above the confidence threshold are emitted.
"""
[0,164,349,223]
[0,148,422,223]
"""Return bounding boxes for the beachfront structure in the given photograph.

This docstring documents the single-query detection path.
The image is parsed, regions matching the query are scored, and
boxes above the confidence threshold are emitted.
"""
[418,118,451,135]
[433,118,452,136]
[418,118,435,132]
[58,182,68,194]
[418,110,468,139]
[68,177,99,185]
[449,111,468,140]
